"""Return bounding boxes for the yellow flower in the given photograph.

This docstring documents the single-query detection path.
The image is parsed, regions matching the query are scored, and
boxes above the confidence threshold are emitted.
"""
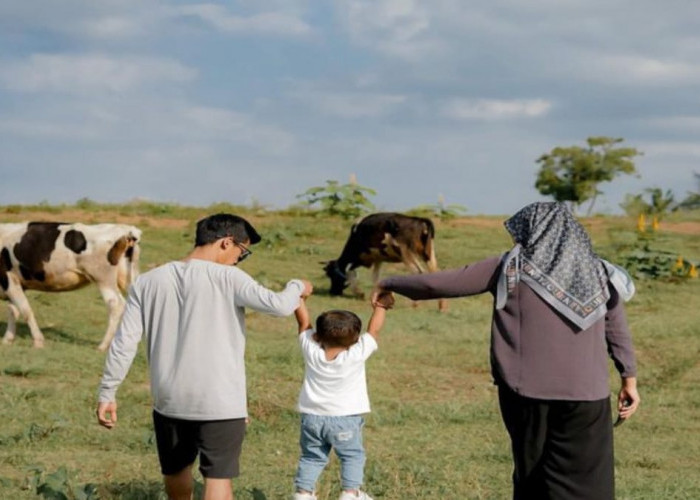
[690,264,698,279]
[674,255,684,270]
[637,213,646,232]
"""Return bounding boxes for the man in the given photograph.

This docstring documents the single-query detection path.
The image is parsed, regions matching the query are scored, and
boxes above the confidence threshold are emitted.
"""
[97,213,313,500]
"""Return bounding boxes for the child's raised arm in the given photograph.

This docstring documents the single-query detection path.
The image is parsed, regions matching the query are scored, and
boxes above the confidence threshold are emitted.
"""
[367,291,394,340]
[295,298,313,334]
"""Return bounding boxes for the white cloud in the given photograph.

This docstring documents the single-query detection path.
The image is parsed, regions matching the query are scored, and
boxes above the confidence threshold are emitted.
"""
[174,3,312,37]
[0,54,197,93]
[0,1,163,41]
[638,140,700,158]
[442,98,553,120]
[179,106,296,153]
[647,115,700,133]
[337,0,443,60]
[584,55,700,86]
[82,15,147,39]
[0,118,102,140]
[294,90,407,118]
[0,93,296,157]
[0,1,315,41]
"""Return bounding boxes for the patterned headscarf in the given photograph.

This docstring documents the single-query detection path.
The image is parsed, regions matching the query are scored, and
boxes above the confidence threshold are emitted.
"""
[496,202,611,330]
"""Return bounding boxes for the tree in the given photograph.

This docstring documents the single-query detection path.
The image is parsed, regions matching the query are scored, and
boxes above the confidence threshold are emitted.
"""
[535,137,641,215]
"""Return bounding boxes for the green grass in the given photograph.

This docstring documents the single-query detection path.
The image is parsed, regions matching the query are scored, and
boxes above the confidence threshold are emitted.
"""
[1,206,699,499]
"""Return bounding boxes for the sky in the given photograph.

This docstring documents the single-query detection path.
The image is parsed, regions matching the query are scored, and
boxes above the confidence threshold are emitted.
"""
[1,0,699,216]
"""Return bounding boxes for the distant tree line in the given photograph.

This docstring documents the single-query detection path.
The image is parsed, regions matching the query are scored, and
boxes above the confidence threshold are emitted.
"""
[297,137,698,220]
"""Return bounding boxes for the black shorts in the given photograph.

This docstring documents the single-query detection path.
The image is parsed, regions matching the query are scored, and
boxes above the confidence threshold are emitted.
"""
[152,410,246,478]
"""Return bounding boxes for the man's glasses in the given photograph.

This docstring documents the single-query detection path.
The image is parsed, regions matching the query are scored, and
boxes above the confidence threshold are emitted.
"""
[235,241,252,262]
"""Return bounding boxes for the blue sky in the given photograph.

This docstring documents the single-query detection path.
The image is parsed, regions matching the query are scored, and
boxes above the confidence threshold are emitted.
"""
[1,0,699,215]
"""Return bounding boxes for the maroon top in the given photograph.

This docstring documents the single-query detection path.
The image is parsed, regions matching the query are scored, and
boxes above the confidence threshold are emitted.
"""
[379,256,637,401]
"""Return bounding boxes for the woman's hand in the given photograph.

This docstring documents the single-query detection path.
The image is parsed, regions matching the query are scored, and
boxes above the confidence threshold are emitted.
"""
[617,377,640,422]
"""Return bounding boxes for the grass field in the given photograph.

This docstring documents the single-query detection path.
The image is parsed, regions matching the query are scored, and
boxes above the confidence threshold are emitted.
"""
[1,205,699,499]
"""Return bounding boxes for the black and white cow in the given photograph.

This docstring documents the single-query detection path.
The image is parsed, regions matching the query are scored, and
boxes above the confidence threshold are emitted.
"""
[0,222,141,350]
[324,212,447,311]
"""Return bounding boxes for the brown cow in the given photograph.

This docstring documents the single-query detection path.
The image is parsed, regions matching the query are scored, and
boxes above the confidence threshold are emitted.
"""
[323,212,447,311]
[0,222,141,350]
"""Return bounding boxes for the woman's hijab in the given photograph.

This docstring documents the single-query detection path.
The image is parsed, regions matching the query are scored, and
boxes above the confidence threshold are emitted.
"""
[496,202,612,330]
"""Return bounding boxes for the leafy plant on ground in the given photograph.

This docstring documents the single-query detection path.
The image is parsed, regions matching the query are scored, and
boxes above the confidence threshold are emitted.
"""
[407,195,467,221]
[260,229,289,250]
[296,179,376,219]
[0,419,67,447]
[616,245,696,280]
[25,467,98,500]
[603,227,698,280]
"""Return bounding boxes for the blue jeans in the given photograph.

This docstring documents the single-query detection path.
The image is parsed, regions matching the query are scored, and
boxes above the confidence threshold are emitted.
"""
[294,414,366,492]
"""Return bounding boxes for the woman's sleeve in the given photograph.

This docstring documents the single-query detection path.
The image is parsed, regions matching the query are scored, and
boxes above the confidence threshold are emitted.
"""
[378,256,501,300]
[605,285,637,378]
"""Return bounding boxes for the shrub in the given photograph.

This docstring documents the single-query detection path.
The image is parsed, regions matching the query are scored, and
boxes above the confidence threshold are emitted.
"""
[296,178,376,219]
[407,196,467,221]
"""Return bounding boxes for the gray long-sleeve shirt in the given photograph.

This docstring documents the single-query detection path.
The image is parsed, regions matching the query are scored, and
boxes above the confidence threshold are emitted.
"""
[379,256,637,401]
[98,259,304,420]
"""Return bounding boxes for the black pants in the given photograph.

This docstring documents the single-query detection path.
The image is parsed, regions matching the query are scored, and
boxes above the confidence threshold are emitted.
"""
[498,386,614,500]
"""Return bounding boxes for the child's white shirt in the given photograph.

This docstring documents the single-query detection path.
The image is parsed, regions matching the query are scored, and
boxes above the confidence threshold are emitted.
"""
[297,329,378,416]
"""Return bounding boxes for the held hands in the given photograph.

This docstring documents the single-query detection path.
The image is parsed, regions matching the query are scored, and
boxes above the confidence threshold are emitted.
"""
[371,288,395,309]
[299,280,313,299]
[96,401,118,429]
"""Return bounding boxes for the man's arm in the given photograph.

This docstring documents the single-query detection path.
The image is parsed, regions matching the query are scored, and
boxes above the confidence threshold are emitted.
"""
[295,297,313,334]
[96,285,144,429]
[367,291,394,341]
[236,275,313,317]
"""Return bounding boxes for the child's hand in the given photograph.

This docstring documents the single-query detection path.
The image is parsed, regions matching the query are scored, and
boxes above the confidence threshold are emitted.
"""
[374,291,395,309]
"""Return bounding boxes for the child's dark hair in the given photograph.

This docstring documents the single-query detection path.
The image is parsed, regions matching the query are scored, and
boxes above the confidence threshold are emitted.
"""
[315,310,362,348]
[194,213,261,247]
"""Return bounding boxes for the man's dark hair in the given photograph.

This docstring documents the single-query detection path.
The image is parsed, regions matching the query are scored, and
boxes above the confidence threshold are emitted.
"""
[194,213,262,247]
[315,310,362,348]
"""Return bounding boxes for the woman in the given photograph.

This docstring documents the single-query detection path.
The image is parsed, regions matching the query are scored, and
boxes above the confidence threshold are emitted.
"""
[373,202,640,500]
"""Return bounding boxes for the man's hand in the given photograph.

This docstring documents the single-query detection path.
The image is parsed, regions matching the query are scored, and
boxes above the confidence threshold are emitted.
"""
[97,401,118,429]
[295,297,313,333]
[617,377,640,423]
[300,280,313,299]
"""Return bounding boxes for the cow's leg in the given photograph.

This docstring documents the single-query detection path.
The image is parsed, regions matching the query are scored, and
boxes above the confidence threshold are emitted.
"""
[424,246,448,312]
[347,269,363,298]
[370,262,383,290]
[401,248,448,312]
[2,303,20,345]
[3,287,45,347]
[397,251,427,309]
[97,285,126,352]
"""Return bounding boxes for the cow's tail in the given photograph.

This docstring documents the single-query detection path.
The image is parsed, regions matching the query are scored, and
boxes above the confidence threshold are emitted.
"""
[125,229,141,291]
[116,228,141,294]
[422,218,439,272]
